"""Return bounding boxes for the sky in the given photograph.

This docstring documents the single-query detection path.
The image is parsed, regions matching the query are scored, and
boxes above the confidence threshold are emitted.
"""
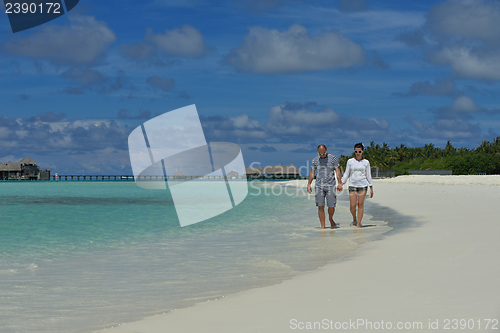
[1,0,500,175]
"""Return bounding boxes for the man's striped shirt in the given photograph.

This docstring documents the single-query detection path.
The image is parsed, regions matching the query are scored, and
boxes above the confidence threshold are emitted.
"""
[311,153,339,187]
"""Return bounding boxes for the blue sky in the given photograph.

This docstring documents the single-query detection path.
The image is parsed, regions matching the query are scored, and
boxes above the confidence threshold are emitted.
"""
[1,0,499,174]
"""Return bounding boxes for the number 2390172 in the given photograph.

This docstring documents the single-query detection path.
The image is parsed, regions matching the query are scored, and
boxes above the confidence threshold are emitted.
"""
[5,2,61,14]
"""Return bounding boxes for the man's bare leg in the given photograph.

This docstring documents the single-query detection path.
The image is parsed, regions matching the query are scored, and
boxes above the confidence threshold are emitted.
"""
[318,206,326,229]
[328,207,336,228]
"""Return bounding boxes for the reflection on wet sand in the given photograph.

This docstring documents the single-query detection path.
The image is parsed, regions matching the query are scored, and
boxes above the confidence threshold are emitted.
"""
[318,229,336,238]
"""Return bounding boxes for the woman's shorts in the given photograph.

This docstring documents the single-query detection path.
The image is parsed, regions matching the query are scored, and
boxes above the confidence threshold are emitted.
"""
[349,186,368,193]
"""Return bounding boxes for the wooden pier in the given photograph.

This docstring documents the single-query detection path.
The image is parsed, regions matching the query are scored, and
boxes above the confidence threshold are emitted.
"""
[51,175,240,181]
[53,175,135,181]
[49,174,306,181]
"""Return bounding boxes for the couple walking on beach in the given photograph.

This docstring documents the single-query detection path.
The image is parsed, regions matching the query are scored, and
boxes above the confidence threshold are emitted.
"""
[307,143,374,229]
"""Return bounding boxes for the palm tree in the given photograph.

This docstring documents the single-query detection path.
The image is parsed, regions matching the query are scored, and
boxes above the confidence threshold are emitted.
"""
[387,150,399,167]
[422,143,437,159]
[395,144,409,162]
[444,141,456,156]
[493,137,500,155]
[476,140,491,154]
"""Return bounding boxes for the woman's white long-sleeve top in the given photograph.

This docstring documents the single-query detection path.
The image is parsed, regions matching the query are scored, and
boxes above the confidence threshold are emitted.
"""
[341,158,373,187]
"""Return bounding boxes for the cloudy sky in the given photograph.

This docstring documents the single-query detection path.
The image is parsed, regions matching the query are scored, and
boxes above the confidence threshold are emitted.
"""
[1,0,499,174]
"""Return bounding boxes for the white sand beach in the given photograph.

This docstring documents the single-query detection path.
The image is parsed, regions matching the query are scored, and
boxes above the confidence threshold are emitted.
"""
[93,175,500,332]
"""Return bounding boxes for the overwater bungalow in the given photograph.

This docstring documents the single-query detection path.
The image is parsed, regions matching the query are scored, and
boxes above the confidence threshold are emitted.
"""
[0,157,51,180]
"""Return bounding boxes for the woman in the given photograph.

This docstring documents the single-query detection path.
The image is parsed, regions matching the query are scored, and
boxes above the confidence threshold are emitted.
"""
[340,143,373,227]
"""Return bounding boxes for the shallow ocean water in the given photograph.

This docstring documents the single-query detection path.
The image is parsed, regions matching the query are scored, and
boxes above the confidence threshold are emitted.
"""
[0,180,394,333]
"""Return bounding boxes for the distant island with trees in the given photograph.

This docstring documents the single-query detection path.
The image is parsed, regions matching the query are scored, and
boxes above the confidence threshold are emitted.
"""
[338,137,500,175]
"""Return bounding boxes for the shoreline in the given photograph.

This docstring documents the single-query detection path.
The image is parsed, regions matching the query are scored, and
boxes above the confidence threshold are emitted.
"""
[92,176,500,333]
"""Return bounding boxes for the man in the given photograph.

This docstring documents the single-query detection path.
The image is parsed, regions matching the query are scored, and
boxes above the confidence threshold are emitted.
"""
[307,144,343,229]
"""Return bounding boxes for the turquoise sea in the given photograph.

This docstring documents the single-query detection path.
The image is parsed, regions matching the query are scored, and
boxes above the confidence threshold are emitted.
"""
[0,180,397,333]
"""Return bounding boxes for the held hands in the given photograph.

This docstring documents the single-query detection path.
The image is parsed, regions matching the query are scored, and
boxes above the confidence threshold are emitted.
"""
[308,183,346,193]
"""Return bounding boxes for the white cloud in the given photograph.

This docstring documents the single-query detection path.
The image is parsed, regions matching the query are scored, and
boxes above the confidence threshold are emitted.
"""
[450,95,479,113]
[231,114,260,128]
[430,46,500,80]
[393,77,458,97]
[0,114,130,152]
[0,127,13,140]
[225,24,366,74]
[397,0,500,80]
[2,15,116,66]
[400,0,500,81]
[426,0,500,44]
[406,115,481,139]
[22,147,133,174]
[0,154,19,163]
[202,102,394,143]
[404,93,492,140]
[431,95,489,120]
[267,104,341,130]
[145,25,209,57]
[55,147,131,174]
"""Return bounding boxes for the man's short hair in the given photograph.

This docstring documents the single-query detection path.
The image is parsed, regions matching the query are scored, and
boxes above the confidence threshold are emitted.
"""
[317,144,327,150]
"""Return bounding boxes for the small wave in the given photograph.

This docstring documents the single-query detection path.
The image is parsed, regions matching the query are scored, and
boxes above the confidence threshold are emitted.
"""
[251,259,293,270]
[0,268,18,274]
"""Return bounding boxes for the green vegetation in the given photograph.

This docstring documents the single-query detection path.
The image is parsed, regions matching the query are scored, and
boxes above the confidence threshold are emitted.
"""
[338,137,500,175]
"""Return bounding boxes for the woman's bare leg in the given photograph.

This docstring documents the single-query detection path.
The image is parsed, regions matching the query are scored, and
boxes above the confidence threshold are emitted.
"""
[356,190,367,227]
[349,191,358,224]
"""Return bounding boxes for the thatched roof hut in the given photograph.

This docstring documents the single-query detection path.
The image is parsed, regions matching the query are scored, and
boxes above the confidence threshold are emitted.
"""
[0,161,21,171]
[226,170,239,179]
[19,157,37,165]
[245,166,264,175]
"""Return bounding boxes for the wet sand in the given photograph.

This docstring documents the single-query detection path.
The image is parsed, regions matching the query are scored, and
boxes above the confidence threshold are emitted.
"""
[93,175,500,333]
